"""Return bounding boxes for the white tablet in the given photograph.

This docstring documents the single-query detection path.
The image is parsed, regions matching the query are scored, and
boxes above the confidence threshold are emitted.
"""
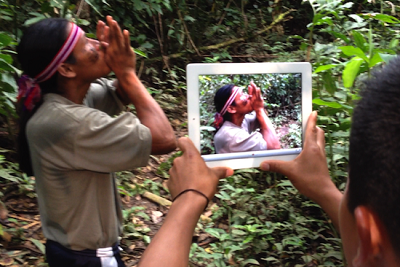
[187,62,312,169]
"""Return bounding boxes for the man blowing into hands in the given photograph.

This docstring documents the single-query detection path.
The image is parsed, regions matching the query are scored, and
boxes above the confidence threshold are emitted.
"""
[213,82,281,153]
[17,16,176,267]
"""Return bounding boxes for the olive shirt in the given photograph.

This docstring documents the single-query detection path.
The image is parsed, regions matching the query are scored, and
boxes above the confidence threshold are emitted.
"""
[26,78,152,251]
[214,112,267,154]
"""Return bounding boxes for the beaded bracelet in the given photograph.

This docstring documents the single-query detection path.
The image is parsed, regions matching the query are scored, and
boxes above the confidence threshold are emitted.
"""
[172,189,209,211]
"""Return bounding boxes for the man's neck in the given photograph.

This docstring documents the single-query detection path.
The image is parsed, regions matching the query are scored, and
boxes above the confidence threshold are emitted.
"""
[230,113,246,127]
[57,77,91,104]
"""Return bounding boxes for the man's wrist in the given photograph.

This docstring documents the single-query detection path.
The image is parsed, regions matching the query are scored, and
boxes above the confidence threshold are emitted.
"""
[172,190,208,212]
[115,69,138,85]
[311,177,341,205]
[255,107,266,114]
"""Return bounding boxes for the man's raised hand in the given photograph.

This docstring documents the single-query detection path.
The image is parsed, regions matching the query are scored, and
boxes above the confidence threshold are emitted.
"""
[248,81,264,111]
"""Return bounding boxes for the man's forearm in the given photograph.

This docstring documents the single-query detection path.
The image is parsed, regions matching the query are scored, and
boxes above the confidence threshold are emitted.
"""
[138,192,206,267]
[312,181,343,232]
[255,109,280,149]
[116,71,176,154]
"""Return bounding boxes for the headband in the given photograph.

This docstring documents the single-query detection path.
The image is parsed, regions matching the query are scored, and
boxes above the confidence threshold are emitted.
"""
[213,86,242,129]
[35,23,83,82]
[220,86,241,116]
[18,23,84,111]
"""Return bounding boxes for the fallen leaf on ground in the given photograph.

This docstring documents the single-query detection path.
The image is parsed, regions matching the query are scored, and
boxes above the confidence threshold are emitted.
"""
[1,230,12,242]
[132,217,144,225]
[0,201,8,220]
[151,211,163,224]
[0,256,14,266]
[203,210,212,218]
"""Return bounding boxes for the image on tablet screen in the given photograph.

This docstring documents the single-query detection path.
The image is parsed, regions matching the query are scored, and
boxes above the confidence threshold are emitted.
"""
[199,73,302,156]
[186,62,311,169]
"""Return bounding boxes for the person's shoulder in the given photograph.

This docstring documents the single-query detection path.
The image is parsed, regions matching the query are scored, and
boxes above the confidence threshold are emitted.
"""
[27,95,93,139]
[39,94,103,124]
[215,121,245,139]
[218,121,238,131]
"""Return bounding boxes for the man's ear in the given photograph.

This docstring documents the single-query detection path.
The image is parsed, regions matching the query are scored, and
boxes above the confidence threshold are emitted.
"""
[57,63,77,78]
[226,105,237,114]
[352,206,384,266]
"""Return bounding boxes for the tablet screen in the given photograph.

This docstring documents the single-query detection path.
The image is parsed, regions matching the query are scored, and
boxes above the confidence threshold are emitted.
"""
[187,63,311,169]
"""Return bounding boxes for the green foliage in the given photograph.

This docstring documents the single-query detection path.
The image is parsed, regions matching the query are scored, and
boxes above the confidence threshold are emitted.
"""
[122,206,152,244]
[0,30,18,118]
[0,152,35,197]
[303,0,400,182]
[1,0,399,265]
[190,171,342,266]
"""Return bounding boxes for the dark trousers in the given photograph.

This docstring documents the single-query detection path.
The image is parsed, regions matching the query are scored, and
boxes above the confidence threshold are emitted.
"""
[46,240,126,267]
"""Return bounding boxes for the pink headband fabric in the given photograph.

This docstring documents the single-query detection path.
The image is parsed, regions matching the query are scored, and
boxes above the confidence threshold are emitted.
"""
[18,23,83,112]
[220,86,241,116]
[213,86,242,130]
[35,23,83,83]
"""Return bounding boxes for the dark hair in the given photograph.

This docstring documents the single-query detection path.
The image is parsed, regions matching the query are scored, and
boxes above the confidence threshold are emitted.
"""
[348,56,400,254]
[214,84,236,122]
[17,18,76,176]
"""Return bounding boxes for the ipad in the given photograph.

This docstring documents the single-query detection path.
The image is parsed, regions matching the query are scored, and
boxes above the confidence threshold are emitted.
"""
[187,62,312,169]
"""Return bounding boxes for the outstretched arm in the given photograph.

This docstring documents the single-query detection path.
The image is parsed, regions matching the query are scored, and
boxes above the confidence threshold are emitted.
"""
[138,138,233,266]
[260,111,342,231]
[98,17,176,155]
[249,82,280,149]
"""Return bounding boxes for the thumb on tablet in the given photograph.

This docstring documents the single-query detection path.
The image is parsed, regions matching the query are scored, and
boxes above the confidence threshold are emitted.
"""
[211,167,234,180]
[260,160,293,177]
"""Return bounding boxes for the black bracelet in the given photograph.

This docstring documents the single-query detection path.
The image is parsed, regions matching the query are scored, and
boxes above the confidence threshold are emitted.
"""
[172,189,210,211]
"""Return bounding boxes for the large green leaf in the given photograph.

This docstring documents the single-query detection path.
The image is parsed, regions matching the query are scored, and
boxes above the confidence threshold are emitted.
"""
[326,31,350,44]
[339,46,368,62]
[322,71,337,95]
[29,238,45,254]
[2,73,18,92]
[0,169,19,183]
[343,57,363,88]
[0,33,13,47]
[0,54,12,64]
[0,58,19,73]
[133,48,148,58]
[389,39,399,49]
[313,64,337,74]
[369,53,383,68]
[0,58,14,72]
[0,81,15,93]
[24,13,48,26]
[373,14,400,24]
[83,0,102,15]
[352,31,367,52]
[312,98,343,109]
